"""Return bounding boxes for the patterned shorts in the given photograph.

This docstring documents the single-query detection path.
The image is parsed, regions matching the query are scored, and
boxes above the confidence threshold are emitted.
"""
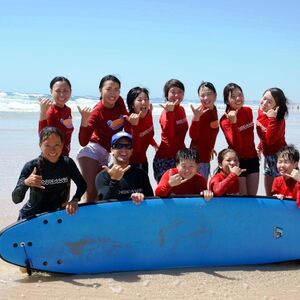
[153,157,176,183]
[264,154,280,177]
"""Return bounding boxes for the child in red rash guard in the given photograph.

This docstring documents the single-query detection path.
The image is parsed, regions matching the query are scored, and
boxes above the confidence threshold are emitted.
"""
[39,76,74,157]
[256,87,288,196]
[124,87,158,174]
[272,145,300,207]
[153,79,188,183]
[76,75,129,203]
[155,148,213,201]
[220,83,259,196]
[209,148,246,196]
[189,81,219,180]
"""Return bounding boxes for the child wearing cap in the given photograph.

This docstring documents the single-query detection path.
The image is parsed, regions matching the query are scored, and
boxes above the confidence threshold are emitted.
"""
[95,132,153,204]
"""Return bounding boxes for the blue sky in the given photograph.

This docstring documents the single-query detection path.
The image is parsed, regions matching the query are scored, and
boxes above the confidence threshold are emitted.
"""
[1,0,300,102]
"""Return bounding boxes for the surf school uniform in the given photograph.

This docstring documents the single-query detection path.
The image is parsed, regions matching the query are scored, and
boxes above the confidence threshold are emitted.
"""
[220,107,259,176]
[189,106,219,178]
[153,105,188,182]
[271,176,300,207]
[124,111,157,174]
[95,166,154,200]
[155,168,207,197]
[209,172,239,196]
[256,109,286,176]
[12,156,87,220]
[78,97,128,164]
[39,104,74,156]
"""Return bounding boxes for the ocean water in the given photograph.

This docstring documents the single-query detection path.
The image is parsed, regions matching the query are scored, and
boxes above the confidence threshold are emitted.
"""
[1,90,300,147]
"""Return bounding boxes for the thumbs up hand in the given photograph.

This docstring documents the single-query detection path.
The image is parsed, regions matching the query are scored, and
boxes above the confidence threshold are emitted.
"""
[24,167,45,189]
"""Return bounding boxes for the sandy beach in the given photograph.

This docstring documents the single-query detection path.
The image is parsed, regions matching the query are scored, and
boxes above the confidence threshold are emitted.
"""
[1,108,300,299]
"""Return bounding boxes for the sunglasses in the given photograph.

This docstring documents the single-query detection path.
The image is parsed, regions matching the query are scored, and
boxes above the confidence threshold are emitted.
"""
[112,143,133,150]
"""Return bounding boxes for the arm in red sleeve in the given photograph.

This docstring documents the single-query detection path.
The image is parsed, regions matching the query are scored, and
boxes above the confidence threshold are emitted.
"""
[271,177,281,195]
[160,111,175,138]
[150,137,158,148]
[209,173,238,196]
[189,120,200,140]
[38,119,48,133]
[155,170,173,197]
[78,108,99,146]
[220,117,241,151]
[265,118,285,145]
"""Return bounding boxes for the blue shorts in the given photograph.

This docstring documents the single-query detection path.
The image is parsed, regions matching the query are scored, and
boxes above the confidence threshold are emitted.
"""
[264,154,280,177]
[197,163,210,180]
[153,157,176,183]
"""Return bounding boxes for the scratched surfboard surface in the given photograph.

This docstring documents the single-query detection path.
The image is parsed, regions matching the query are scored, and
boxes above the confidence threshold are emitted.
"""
[0,196,299,274]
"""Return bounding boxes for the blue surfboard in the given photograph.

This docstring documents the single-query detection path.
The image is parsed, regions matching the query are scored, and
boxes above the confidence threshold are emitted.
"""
[0,196,299,274]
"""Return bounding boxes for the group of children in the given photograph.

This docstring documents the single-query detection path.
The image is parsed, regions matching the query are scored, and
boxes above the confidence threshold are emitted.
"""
[12,74,300,220]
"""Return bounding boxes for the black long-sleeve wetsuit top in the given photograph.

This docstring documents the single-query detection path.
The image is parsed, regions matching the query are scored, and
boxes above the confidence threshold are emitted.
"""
[12,155,87,219]
[95,166,154,201]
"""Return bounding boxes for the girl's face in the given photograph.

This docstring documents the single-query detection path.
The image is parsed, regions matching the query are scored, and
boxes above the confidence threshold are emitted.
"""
[100,80,121,108]
[132,92,150,118]
[167,86,184,104]
[277,156,298,178]
[227,88,244,110]
[51,81,71,108]
[199,86,216,110]
[260,91,277,112]
[40,134,63,163]
[219,152,239,175]
[177,159,198,180]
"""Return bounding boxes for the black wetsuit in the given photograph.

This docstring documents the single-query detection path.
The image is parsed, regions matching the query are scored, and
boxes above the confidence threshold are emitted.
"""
[12,155,86,219]
[95,166,153,200]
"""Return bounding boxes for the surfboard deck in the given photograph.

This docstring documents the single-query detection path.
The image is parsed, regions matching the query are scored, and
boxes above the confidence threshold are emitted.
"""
[0,196,299,274]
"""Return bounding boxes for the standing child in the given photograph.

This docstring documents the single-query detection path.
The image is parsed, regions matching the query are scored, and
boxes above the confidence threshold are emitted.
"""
[77,75,128,202]
[153,79,188,183]
[256,87,288,196]
[124,87,158,174]
[12,127,86,220]
[209,148,246,196]
[271,145,300,206]
[220,83,259,196]
[155,148,213,200]
[189,81,219,180]
[39,76,74,156]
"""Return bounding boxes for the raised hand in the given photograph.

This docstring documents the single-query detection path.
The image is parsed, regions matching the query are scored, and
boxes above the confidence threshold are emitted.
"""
[124,111,142,126]
[264,106,279,118]
[168,170,188,187]
[77,106,93,127]
[210,149,217,161]
[225,109,238,124]
[131,192,144,205]
[285,169,300,182]
[103,165,131,181]
[190,104,209,121]
[24,167,45,189]
[229,165,246,176]
[160,99,179,112]
[39,97,53,120]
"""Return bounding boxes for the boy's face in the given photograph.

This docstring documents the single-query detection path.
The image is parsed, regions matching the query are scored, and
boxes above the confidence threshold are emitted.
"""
[277,155,298,177]
[177,159,198,180]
